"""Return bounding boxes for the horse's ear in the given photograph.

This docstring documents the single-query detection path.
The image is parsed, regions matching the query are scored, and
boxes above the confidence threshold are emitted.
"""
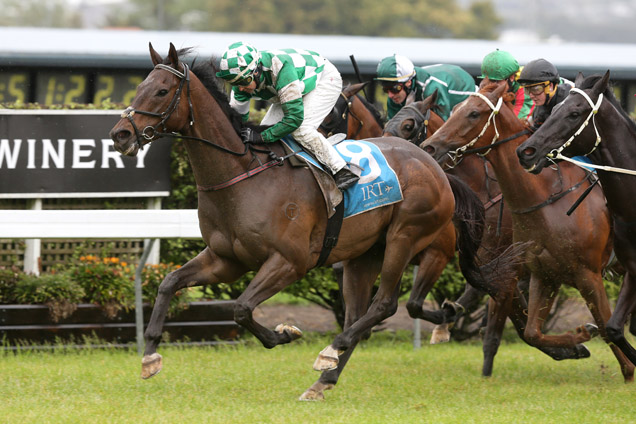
[574,72,585,87]
[416,90,437,113]
[592,70,610,94]
[493,80,507,98]
[168,43,179,68]
[405,89,417,106]
[149,43,162,66]
[343,81,369,98]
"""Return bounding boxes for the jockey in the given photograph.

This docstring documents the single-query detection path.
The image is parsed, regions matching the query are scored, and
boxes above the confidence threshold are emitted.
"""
[216,41,359,191]
[518,58,574,130]
[479,49,534,120]
[375,54,476,121]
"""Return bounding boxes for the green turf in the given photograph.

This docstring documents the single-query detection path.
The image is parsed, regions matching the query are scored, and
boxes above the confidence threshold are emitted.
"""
[1,333,633,423]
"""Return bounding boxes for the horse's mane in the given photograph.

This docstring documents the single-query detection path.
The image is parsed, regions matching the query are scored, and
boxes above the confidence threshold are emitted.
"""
[357,94,385,126]
[168,48,250,134]
[579,74,636,133]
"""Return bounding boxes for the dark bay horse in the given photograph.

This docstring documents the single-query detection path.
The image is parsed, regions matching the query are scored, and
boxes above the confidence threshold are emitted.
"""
[109,43,485,400]
[421,80,634,382]
[383,93,592,377]
[319,82,384,140]
[517,71,636,366]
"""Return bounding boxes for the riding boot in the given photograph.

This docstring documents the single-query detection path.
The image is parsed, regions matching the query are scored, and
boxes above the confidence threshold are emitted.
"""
[334,168,359,191]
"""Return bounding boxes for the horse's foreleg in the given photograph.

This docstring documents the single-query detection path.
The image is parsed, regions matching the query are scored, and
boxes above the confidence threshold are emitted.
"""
[142,247,241,379]
[606,271,636,366]
[524,276,594,348]
[301,249,381,400]
[234,253,305,349]
[578,273,635,382]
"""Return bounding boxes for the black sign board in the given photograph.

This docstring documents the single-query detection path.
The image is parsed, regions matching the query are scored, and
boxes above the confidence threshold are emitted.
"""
[0,111,172,198]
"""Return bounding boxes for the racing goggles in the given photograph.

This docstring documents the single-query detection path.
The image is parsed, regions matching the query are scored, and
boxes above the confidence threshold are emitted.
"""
[525,82,550,95]
[231,74,254,87]
[381,83,405,94]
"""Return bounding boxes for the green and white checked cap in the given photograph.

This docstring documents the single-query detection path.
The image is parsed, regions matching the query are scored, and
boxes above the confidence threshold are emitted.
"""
[375,54,416,83]
[216,41,261,83]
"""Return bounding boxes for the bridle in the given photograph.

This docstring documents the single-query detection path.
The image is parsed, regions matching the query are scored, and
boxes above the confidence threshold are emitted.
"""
[385,103,432,146]
[119,62,300,190]
[546,87,603,160]
[319,92,366,138]
[446,92,530,166]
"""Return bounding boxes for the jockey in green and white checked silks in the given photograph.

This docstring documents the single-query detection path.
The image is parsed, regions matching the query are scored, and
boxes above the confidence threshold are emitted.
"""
[217,42,346,175]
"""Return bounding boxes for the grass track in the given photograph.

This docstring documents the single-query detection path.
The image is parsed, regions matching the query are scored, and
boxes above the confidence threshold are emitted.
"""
[1,333,634,423]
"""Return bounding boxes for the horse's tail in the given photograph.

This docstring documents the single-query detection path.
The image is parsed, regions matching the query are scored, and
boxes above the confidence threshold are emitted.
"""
[446,173,487,294]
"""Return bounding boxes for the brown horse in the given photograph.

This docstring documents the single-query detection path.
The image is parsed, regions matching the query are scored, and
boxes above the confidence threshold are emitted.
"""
[517,71,636,366]
[109,43,485,400]
[383,92,592,377]
[421,80,634,381]
[348,90,586,376]
[318,82,384,140]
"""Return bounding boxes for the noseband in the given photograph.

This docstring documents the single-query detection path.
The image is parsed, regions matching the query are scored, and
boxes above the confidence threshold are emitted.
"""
[121,63,194,149]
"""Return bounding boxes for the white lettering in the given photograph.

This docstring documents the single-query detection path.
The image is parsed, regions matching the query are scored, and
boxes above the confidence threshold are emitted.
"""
[27,139,36,169]
[42,139,65,169]
[135,145,149,168]
[0,139,22,169]
[101,139,125,168]
[72,139,96,169]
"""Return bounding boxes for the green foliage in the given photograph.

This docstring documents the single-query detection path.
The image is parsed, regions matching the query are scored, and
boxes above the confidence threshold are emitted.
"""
[0,266,23,304]
[0,0,82,28]
[107,0,500,40]
[10,272,84,305]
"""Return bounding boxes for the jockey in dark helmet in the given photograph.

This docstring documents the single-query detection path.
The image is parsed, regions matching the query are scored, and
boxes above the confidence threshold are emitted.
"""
[479,49,534,120]
[518,58,573,130]
[375,54,475,121]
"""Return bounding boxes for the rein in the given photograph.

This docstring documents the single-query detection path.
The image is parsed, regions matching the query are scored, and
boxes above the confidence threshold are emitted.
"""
[546,88,636,176]
[122,62,299,190]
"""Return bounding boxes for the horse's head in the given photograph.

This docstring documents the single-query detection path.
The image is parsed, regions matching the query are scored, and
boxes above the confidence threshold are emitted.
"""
[383,90,443,144]
[319,82,373,138]
[517,71,610,174]
[421,81,508,165]
[110,43,193,156]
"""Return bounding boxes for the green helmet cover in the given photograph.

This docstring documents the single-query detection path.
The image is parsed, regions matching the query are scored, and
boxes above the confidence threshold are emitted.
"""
[480,49,519,81]
[216,41,261,83]
[375,54,416,82]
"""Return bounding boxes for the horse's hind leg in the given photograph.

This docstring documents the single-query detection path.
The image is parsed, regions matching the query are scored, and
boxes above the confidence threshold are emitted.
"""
[607,271,636,366]
[481,294,511,377]
[142,247,244,379]
[300,247,381,401]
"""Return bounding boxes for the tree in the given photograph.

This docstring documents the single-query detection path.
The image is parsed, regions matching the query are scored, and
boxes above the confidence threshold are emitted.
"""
[104,0,500,40]
[0,0,82,28]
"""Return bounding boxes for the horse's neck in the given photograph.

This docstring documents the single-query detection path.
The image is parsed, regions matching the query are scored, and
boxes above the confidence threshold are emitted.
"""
[482,117,558,211]
[589,105,636,221]
[353,96,383,138]
[181,88,251,188]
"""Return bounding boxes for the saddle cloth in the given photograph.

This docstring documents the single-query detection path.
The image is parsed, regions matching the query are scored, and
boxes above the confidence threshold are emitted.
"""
[281,136,403,218]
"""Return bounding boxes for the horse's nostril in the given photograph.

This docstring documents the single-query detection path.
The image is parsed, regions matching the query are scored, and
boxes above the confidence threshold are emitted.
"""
[522,147,536,157]
[423,145,435,155]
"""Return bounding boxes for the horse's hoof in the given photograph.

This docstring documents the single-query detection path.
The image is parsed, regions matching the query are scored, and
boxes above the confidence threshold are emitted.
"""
[298,388,325,401]
[313,345,342,371]
[275,323,303,341]
[430,324,451,344]
[575,344,591,359]
[584,323,600,338]
[141,353,163,379]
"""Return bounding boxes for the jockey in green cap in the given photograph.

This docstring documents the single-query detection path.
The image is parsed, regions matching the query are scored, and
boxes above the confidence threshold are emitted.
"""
[375,54,476,121]
[479,49,534,120]
[216,41,359,190]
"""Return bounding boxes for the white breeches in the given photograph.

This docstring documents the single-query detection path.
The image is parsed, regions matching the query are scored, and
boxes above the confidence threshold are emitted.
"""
[261,61,345,174]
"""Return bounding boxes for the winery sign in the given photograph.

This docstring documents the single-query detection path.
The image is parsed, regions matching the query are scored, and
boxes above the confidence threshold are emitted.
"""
[0,110,172,198]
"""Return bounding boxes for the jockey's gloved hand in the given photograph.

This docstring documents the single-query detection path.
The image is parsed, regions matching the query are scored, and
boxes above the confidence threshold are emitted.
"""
[240,128,265,144]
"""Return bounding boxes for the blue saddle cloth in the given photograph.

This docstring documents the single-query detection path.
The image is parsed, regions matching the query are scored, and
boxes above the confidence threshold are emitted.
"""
[282,136,403,218]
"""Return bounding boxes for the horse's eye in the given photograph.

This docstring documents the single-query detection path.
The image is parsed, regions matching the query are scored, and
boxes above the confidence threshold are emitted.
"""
[157,89,169,96]
[404,124,413,132]
[469,111,480,119]
[569,111,581,119]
